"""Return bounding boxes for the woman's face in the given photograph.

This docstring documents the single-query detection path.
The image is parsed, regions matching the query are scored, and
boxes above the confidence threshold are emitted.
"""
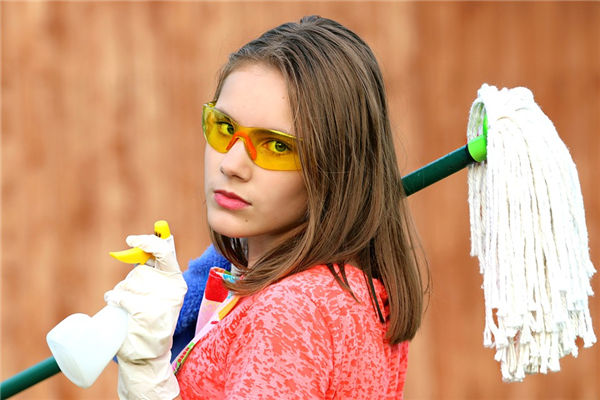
[204,63,308,261]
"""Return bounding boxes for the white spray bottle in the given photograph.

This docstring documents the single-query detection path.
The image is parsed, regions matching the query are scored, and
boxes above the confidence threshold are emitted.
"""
[46,220,171,388]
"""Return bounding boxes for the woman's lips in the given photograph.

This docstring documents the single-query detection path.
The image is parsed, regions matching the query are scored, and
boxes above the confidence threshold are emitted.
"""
[214,190,251,210]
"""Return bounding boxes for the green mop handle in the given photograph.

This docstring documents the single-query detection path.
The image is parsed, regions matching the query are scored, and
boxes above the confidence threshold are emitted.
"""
[0,357,60,399]
[402,115,488,196]
[0,126,489,399]
[402,133,487,195]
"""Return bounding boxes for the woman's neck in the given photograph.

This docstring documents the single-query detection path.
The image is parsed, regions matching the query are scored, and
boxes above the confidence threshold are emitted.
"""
[246,236,270,269]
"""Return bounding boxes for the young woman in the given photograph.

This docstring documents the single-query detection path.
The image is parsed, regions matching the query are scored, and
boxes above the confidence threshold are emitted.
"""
[106,15,425,400]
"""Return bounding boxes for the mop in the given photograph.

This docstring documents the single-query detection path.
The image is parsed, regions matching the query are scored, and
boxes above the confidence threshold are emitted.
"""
[466,84,596,382]
[0,84,596,397]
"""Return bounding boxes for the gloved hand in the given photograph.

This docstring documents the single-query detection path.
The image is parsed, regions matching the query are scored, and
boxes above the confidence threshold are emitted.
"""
[105,234,188,400]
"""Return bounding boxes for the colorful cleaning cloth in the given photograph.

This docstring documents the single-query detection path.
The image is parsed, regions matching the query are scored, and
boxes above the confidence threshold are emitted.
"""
[171,245,231,361]
[172,267,239,374]
[194,267,231,332]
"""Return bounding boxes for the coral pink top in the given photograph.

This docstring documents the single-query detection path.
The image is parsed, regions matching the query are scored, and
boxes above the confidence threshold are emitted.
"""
[176,264,409,399]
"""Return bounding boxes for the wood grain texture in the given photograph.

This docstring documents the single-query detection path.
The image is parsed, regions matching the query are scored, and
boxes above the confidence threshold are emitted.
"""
[2,2,598,399]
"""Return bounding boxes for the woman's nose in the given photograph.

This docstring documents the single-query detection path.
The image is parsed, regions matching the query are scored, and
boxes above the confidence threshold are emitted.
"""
[219,138,253,180]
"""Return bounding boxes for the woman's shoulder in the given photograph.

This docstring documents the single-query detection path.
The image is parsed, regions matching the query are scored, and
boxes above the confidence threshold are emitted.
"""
[247,264,386,324]
[260,264,368,301]
[245,265,336,314]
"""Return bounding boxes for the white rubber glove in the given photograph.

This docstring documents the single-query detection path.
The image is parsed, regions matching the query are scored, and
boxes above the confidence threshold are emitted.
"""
[104,234,187,400]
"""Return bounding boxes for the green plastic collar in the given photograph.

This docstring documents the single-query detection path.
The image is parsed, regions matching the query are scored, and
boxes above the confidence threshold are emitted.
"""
[467,111,488,162]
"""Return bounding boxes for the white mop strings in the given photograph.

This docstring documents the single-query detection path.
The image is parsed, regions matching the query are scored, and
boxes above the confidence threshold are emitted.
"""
[466,84,596,382]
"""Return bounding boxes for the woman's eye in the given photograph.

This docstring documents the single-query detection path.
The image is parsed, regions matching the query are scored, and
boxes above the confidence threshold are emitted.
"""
[267,140,290,154]
[217,122,235,136]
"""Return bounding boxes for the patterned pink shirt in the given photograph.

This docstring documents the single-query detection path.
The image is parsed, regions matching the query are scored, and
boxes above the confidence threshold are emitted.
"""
[176,264,409,399]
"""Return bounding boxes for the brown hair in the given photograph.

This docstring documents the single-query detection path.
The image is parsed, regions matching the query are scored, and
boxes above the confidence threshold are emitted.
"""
[209,15,425,344]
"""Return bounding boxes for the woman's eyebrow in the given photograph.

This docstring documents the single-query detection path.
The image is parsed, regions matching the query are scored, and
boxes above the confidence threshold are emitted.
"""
[214,106,236,121]
[214,106,294,136]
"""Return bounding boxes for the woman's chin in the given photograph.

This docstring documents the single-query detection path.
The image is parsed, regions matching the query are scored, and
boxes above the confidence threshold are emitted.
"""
[207,214,250,239]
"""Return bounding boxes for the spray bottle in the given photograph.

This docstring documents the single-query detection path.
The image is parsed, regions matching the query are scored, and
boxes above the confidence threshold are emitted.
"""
[44,220,171,388]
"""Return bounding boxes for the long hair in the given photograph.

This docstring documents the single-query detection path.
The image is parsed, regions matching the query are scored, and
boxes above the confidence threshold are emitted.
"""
[209,15,426,344]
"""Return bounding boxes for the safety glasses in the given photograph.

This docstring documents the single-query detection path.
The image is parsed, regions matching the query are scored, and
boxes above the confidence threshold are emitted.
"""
[202,102,301,171]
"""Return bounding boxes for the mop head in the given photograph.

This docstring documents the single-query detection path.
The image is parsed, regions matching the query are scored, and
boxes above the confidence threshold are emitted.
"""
[466,84,596,382]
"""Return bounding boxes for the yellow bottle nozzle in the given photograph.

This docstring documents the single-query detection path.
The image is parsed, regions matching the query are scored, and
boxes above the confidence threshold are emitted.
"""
[109,247,152,265]
[153,220,171,239]
[109,220,171,265]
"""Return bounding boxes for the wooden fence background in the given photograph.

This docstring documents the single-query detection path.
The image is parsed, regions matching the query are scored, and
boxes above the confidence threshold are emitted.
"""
[2,1,598,399]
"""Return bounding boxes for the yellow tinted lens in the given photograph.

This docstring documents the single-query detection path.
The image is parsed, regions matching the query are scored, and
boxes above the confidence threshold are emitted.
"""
[203,103,301,171]
[203,105,235,153]
[252,130,300,171]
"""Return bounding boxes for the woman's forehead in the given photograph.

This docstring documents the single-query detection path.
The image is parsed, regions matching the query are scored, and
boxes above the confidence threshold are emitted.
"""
[215,64,293,134]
